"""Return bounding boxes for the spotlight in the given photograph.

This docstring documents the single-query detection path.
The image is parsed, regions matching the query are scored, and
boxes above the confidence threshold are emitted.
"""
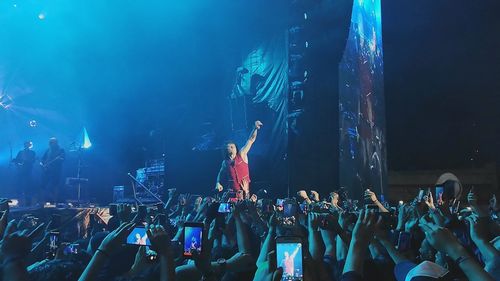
[8,199,18,207]
[29,120,37,127]
[0,95,13,109]
[38,13,46,20]
[82,127,92,149]
[304,13,307,20]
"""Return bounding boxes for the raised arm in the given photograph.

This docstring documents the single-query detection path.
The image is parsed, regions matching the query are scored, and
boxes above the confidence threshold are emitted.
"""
[239,120,263,159]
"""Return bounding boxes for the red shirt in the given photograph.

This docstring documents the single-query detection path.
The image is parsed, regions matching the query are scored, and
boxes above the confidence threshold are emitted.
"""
[222,153,250,191]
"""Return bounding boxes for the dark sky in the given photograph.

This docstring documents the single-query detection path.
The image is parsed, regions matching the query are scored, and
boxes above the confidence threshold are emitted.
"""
[382,0,500,171]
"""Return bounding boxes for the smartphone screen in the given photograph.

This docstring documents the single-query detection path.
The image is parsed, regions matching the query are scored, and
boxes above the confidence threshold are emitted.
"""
[218,203,232,213]
[276,199,284,207]
[397,232,411,252]
[435,186,444,201]
[126,226,151,246]
[276,238,303,281]
[283,202,297,217]
[63,243,80,255]
[417,189,425,202]
[183,223,203,258]
[49,231,60,252]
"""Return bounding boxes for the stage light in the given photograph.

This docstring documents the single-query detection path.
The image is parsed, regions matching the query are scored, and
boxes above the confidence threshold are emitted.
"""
[38,13,46,20]
[0,95,13,109]
[305,41,309,48]
[8,199,19,207]
[82,127,92,149]
[29,120,37,127]
[304,13,307,20]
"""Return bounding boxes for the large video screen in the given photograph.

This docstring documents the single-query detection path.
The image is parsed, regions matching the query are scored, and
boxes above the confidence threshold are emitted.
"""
[338,0,387,200]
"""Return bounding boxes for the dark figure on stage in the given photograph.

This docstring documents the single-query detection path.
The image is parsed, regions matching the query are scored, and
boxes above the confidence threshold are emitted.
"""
[12,141,36,206]
[215,120,263,198]
[40,137,65,203]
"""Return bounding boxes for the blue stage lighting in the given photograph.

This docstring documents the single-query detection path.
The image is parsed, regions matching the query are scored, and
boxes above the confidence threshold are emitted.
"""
[82,127,92,149]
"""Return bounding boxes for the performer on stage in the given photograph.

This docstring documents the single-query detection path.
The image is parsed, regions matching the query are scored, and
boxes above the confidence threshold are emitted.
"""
[215,120,263,198]
[12,141,36,206]
[40,137,65,203]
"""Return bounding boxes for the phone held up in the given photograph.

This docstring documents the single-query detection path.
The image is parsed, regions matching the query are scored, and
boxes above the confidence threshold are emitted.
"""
[276,236,304,281]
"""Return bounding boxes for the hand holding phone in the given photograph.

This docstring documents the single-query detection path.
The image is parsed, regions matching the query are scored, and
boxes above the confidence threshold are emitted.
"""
[183,222,204,258]
[276,237,303,281]
[126,226,151,246]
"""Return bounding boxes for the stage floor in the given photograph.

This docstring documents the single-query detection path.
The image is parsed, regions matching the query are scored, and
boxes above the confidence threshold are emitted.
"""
[9,205,111,241]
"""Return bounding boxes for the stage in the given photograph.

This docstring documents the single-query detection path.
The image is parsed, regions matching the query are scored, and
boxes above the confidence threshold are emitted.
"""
[9,205,110,241]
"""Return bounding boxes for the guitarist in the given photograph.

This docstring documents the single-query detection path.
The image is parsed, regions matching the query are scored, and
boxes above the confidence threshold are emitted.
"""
[12,141,36,206]
[40,137,65,204]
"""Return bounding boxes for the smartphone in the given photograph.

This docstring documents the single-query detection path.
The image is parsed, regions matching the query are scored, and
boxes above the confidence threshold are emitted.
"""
[218,202,232,213]
[138,205,147,218]
[49,231,60,252]
[63,243,80,255]
[283,201,298,217]
[183,222,204,258]
[435,186,444,202]
[397,232,411,252]
[126,226,151,246]
[109,204,118,216]
[262,199,274,213]
[276,237,303,281]
[276,199,284,207]
[417,189,425,203]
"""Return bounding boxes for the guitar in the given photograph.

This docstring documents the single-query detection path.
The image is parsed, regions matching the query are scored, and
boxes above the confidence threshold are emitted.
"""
[40,155,64,171]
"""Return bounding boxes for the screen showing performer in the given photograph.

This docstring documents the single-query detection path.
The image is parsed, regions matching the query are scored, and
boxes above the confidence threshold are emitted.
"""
[215,120,262,199]
[276,241,303,280]
[40,137,65,204]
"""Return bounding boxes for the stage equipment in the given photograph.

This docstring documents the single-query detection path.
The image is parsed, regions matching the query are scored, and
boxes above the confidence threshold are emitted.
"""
[130,157,165,204]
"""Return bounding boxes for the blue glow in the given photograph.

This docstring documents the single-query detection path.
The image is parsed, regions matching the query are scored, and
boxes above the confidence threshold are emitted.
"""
[82,127,92,149]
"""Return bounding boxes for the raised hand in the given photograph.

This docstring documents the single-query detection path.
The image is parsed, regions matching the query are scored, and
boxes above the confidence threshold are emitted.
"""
[117,204,132,223]
[2,220,43,260]
[418,220,460,255]
[146,224,170,256]
[364,189,378,203]
[253,251,283,281]
[352,210,376,244]
[467,187,479,208]
[310,190,320,202]
[98,222,135,254]
[424,189,436,210]
[0,198,10,212]
[465,215,488,244]
[254,120,263,130]
[0,209,9,238]
[240,178,250,194]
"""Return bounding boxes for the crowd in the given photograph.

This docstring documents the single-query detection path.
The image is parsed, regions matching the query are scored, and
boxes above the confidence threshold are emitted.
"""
[0,184,498,281]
